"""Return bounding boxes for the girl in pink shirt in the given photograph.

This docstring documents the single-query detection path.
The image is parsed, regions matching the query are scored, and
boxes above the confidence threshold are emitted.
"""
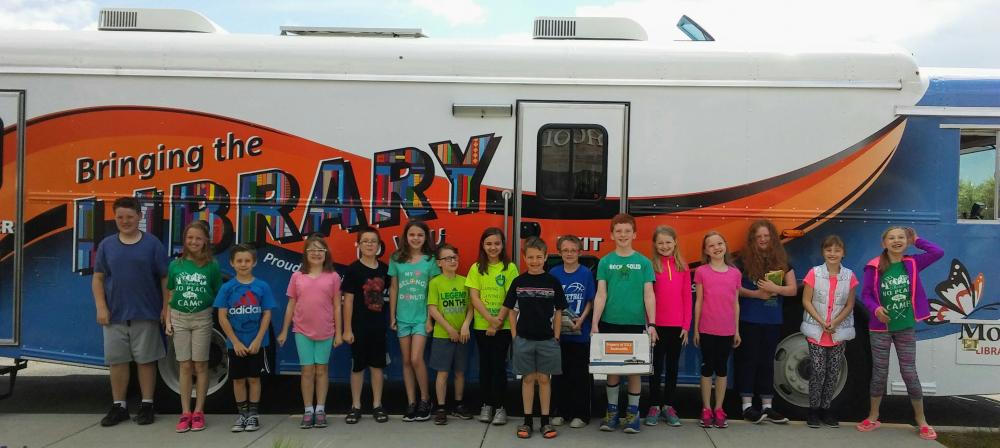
[693,231,742,429]
[800,235,856,429]
[645,226,690,427]
[277,235,343,429]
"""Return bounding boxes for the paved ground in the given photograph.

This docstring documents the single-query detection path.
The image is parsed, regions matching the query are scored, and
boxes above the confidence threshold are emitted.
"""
[0,413,947,448]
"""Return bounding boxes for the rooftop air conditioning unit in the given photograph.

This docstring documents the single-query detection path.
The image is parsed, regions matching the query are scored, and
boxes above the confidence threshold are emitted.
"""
[533,17,647,41]
[98,8,222,33]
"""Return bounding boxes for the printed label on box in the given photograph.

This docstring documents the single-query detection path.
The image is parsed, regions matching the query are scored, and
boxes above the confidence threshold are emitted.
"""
[604,340,634,355]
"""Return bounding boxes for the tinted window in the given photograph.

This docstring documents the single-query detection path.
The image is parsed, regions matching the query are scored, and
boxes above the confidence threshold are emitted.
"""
[537,125,608,201]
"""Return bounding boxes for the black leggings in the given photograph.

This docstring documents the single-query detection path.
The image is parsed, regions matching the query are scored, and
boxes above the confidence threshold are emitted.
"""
[650,326,683,406]
[474,329,511,408]
[699,334,733,377]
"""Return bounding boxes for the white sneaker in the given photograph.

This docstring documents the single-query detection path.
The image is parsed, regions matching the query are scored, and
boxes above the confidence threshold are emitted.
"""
[491,407,508,425]
[478,405,494,423]
[569,418,587,428]
[551,416,565,426]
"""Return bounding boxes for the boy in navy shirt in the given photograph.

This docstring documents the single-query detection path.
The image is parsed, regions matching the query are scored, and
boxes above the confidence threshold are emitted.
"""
[550,235,596,428]
[215,244,277,432]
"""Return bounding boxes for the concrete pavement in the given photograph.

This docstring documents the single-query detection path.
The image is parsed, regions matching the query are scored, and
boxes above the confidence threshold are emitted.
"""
[0,413,946,448]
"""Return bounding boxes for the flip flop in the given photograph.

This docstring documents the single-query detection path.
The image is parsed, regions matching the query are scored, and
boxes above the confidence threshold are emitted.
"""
[855,419,881,432]
[919,425,937,440]
[517,424,533,439]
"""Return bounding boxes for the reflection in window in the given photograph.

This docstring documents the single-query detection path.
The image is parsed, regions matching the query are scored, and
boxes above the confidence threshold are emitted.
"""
[538,126,608,201]
[958,131,997,220]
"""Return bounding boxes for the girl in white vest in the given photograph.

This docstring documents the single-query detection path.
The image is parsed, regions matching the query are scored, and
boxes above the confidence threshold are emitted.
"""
[800,235,857,429]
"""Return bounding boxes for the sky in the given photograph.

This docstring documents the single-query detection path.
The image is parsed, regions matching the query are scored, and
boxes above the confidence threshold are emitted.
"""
[1,0,999,68]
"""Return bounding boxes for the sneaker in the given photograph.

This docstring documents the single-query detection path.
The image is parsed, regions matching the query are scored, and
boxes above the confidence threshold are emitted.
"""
[415,400,432,421]
[175,413,192,433]
[663,406,682,427]
[763,407,789,424]
[314,411,328,428]
[402,402,417,422]
[300,412,315,429]
[550,416,565,426]
[806,408,821,428]
[820,409,839,428]
[478,405,494,423]
[100,404,129,427]
[452,403,473,420]
[434,407,448,425]
[743,406,764,423]
[699,408,714,428]
[623,405,641,434]
[491,407,508,425]
[569,418,587,428]
[600,404,620,431]
[713,408,728,428]
[244,414,260,432]
[190,411,206,432]
[644,406,660,426]
[230,414,247,432]
[134,402,155,425]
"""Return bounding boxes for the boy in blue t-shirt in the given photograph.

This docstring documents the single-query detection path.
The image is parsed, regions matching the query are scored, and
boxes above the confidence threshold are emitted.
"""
[214,244,277,433]
[549,235,596,428]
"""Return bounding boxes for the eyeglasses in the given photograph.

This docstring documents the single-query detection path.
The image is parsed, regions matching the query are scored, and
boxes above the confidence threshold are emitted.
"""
[306,248,328,253]
[560,249,580,254]
[437,255,458,262]
[359,240,379,245]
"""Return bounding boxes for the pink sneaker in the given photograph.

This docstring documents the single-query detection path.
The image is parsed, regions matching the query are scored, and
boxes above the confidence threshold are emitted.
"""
[699,408,714,428]
[175,413,192,433]
[190,411,206,431]
[714,409,728,428]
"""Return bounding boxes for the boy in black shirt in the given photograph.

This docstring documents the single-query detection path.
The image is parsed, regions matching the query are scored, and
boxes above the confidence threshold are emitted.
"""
[498,237,567,439]
[342,227,390,424]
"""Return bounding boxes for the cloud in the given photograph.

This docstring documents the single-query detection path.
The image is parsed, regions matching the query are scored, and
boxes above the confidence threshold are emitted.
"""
[411,0,485,26]
[0,0,96,30]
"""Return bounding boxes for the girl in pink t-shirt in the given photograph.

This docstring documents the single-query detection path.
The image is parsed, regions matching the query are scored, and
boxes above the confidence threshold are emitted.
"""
[645,225,691,427]
[800,235,856,428]
[693,231,742,429]
[277,235,343,429]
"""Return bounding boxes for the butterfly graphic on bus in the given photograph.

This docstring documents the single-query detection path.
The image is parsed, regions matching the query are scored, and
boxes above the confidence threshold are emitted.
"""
[928,259,1000,325]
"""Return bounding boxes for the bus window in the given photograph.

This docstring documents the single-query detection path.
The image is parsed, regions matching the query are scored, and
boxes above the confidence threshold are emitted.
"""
[958,130,998,220]
[537,125,608,201]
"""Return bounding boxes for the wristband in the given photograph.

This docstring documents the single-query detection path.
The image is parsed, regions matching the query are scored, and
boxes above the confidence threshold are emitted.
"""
[647,323,656,328]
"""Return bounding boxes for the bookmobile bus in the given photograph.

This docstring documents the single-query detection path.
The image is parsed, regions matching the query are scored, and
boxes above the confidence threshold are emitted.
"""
[1,9,998,412]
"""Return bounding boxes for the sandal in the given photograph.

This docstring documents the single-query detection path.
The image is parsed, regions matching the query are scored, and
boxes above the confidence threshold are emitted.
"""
[345,407,362,425]
[373,406,389,423]
[517,424,533,439]
[541,424,557,439]
[919,425,937,440]
[855,419,881,432]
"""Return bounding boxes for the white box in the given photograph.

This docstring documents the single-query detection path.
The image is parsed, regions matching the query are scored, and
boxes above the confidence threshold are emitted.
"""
[589,333,652,375]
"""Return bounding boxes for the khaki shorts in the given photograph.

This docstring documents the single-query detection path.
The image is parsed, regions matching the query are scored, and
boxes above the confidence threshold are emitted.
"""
[170,309,214,362]
[103,320,166,365]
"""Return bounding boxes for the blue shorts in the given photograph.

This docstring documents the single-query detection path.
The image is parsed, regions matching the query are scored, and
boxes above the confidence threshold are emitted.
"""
[294,332,333,365]
[397,321,428,338]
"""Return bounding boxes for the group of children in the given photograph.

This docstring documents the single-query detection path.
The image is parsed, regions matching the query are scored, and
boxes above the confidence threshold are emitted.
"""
[154,205,941,441]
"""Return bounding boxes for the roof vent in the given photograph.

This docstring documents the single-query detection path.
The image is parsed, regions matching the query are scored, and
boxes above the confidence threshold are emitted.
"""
[280,26,426,38]
[533,17,647,41]
[98,8,222,33]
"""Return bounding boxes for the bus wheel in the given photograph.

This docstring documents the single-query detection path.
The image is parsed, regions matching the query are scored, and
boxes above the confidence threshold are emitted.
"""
[158,328,230,397]
[773,332,849,410]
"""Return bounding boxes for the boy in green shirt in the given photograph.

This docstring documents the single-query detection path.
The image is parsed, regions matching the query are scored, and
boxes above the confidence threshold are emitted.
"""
[591,213,657,434]
[427,244,474,425]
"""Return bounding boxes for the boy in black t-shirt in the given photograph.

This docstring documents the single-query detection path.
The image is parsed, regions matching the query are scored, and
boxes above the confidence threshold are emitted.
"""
[498,237,567,439]
[342,227,390,424]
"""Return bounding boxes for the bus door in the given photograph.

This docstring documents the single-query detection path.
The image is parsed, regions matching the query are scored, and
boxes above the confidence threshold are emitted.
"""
[514,101,628,260]
[0,90,25,346]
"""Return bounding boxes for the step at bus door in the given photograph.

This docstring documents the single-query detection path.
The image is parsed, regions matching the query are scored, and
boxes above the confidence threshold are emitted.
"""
[0,90,25,346]
[514,101,628,257]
